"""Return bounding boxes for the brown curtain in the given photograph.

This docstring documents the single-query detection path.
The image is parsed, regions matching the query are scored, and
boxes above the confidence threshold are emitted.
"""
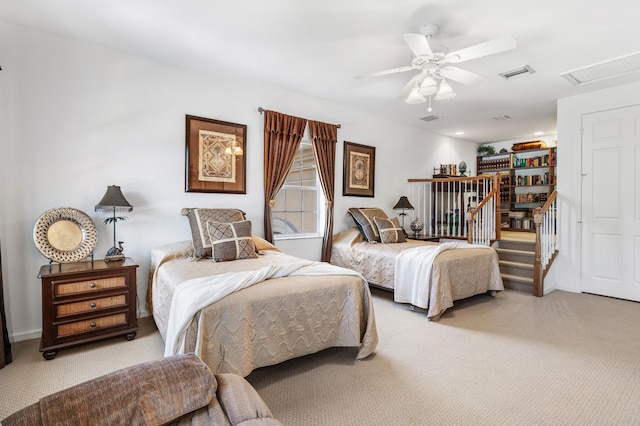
[309,120,338,262]
[0,240,11,368]
[263,110,308,243]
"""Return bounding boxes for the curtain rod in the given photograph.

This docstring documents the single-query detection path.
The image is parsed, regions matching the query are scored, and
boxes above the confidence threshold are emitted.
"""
[258,107,341,128]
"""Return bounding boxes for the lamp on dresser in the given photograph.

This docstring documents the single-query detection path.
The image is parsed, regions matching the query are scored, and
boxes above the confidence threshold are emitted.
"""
[393,196,414,236]
[95,185,132,262]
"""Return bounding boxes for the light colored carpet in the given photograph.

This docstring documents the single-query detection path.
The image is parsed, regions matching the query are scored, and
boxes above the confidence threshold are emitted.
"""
[2,289,640,425]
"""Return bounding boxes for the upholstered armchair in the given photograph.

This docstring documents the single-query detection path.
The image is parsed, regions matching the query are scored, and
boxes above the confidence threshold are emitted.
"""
[3,354,281,425]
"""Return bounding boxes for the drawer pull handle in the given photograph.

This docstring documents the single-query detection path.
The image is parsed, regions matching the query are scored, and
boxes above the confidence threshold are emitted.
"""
[89,302,96,308]
[90,322,96,328]
[89,283,96,288]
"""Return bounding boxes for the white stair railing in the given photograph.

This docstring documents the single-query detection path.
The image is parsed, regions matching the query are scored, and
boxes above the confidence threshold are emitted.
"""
[407,175,499,245]
[466,184,499,245]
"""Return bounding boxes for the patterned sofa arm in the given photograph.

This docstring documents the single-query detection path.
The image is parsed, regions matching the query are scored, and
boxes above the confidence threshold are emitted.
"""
[3,354,281,426]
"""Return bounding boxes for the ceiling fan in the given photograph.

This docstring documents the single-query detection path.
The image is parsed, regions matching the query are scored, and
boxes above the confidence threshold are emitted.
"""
[356,24,518,109]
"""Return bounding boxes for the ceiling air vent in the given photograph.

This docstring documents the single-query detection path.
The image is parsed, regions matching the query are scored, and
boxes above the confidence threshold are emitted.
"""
[420,115,442,122]
[561,51,640,86]
[499,65,535,80]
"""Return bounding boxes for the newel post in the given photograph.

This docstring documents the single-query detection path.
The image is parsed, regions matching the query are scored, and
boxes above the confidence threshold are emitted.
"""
[533,208,543,297]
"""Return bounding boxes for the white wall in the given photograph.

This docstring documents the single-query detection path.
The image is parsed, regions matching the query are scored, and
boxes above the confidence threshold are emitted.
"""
[556,80,640,293]
[0,22,476,341]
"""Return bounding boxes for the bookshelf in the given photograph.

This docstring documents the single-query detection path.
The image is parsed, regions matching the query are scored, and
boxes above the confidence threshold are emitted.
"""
[476,147,556,232]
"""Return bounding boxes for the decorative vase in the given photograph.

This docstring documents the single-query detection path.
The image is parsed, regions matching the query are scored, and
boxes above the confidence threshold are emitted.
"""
[458,161,467,176]
[410,218,424,237]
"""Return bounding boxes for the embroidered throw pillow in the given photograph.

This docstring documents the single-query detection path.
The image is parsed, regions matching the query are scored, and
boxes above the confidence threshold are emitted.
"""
[182,208,246,258]
[347,207,389,242]
[374,216,406,244]
[206,220,258,262]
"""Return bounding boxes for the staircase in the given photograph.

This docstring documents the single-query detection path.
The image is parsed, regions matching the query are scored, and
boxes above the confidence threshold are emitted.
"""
[495,239,535,293]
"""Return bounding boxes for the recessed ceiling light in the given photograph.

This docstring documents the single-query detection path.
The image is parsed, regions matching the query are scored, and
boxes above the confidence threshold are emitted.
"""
[455,131,465,135]
[534,131,544,136]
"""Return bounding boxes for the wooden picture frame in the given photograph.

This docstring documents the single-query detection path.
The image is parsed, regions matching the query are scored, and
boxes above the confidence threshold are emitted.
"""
[343,141,375,197]
[185,115,247,194]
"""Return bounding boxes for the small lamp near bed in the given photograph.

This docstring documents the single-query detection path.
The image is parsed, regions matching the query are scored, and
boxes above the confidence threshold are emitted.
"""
[393,196,414,237]
[95,185,133,262]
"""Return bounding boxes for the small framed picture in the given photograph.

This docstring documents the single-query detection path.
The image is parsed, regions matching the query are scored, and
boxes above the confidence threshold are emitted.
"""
[185,115,247,194]
[343,141,375,197]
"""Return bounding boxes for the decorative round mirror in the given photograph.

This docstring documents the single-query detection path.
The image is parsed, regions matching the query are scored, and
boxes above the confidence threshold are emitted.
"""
[33,207,98,263]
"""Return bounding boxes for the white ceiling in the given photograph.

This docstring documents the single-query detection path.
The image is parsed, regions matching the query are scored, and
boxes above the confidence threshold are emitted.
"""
[2,0,640,143]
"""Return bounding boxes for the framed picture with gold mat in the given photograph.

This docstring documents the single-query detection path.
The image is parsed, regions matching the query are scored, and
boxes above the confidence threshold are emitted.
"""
[343,141,375,197]
[185,115,247,194]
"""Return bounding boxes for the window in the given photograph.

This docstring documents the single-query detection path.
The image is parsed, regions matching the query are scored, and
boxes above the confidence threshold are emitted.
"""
[272,139,325,239]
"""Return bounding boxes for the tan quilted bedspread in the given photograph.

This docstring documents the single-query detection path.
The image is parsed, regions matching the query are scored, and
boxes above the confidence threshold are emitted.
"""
[148,240,378,377]
[330,228,504,319]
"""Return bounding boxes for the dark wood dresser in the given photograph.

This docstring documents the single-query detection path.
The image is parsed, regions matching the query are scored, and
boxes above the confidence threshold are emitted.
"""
[38,258,138,360]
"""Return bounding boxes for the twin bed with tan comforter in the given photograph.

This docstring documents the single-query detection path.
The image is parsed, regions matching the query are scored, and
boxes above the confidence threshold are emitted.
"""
[148,237,378,377]
[331,227,504,320]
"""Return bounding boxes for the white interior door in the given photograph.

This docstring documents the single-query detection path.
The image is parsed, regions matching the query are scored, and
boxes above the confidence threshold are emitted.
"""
[581,105,640,301]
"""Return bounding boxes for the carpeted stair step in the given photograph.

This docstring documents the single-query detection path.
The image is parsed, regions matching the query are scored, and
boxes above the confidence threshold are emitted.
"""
[497,240,535,252]
[495,247,535,264]
[499,259,533,279]
[501,273,534,293]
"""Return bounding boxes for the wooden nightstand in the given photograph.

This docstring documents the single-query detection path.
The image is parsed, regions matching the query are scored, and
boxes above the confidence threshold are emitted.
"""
[38,258,138,360]
[406,234,440,242]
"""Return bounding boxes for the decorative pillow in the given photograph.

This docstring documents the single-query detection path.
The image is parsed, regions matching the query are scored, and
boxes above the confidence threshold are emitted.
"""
[374,216,406,244]
[251,235,281,253]
[182,208,246,258]
[206,220,258,262]
[347,208,389,242]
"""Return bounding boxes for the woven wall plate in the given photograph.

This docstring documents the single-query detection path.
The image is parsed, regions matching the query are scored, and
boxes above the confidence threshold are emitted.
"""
[33,207,98,263]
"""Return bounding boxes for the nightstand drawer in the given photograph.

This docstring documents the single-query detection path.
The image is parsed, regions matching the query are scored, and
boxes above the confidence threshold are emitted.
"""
[56,294,127,317]
[57,313,127,338]
[55,276,126,297]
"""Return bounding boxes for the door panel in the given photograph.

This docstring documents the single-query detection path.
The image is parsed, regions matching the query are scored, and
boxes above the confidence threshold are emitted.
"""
[581,105,640,301]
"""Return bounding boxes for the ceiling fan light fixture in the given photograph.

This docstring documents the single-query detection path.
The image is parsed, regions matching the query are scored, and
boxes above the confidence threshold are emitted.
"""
[406,87,426,104]
[418,76,438,96]
[434,79,456,100]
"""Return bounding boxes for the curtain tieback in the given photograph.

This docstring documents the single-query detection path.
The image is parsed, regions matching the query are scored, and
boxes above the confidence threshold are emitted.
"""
[269,200,276,207]
[326,201,333,208]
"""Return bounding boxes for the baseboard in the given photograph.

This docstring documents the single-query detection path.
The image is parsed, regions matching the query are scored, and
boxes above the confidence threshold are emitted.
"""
[9,329,40,343]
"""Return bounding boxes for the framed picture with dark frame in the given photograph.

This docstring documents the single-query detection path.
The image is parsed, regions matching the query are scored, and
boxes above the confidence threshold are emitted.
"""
[185,115,247,194]
[343,141,375,197]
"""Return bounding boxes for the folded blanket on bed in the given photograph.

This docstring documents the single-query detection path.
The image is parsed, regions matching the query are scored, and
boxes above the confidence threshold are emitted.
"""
[165,261,366,356]
[394,242,493,314]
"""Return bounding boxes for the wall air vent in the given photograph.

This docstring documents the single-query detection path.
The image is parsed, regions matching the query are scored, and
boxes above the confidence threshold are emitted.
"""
[561,51,640,86]
[420,115,442,122]
[499,65,535,80]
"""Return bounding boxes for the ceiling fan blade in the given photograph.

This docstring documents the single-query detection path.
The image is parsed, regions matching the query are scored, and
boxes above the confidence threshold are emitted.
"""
[440,66,484,85]
[445,35,517,64]
[398,72,427,99]
[402,33,433,58]
[354,66,416,79]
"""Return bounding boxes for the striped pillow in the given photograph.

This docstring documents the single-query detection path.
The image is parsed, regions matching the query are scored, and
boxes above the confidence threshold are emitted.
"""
[374,216,406,244]
[347,207,389,242]
[183,208,246,258]
[206,220,258,262]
